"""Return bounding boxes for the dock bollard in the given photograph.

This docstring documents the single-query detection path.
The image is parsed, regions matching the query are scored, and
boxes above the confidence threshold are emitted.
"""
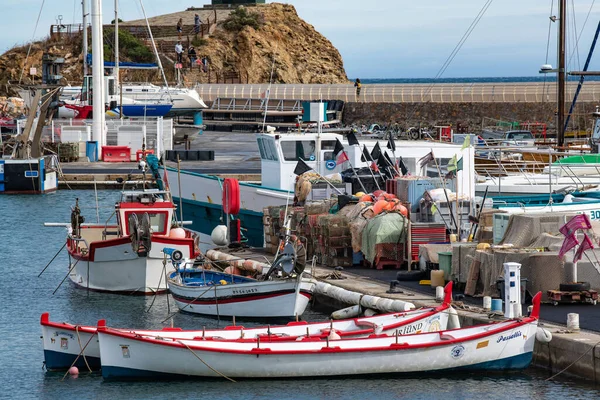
[435,286,445,302]
[483,296,492,311]
[567,313,580,331]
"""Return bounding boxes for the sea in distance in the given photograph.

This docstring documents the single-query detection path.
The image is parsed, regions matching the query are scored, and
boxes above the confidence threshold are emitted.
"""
[361,76,600,84]
[1,189,599,400]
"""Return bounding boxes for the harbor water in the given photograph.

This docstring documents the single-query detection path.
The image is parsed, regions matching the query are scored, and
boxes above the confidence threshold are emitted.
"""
[1,190,599,399]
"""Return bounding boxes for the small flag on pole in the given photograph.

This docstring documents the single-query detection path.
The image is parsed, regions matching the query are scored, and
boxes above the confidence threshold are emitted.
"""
[558,234,579,259]
[574,233,594,262]
[294,159,312,175]
[418,151,434,168]
[371,142,382,161]
[431,203,438,215]
[398,157,409,175]
[347,131,360,146]
[461,134,471,151]
[559,214,592,237]
[333,138,349,165]
[387,134,396,152]
[362,145,372,162]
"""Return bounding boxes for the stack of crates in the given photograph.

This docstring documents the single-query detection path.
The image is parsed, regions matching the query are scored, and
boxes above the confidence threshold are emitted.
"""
[57,143,79,162]
[410,223,447,262]
[263,206,283,254]
[316,214,353,267]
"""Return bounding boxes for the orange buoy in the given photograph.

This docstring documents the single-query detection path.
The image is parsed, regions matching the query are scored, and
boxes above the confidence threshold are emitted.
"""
[373,190,386,198]
[359,194,374,203]
[222,178,240,215]
[395,203,408,217]
[373,199,389,215]
[224,266,242,276]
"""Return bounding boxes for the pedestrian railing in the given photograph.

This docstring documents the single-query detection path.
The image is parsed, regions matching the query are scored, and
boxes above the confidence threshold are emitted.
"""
[194,82,600,103]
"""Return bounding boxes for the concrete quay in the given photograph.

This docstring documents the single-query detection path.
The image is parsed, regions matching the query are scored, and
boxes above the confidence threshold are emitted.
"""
[310,264,600,384]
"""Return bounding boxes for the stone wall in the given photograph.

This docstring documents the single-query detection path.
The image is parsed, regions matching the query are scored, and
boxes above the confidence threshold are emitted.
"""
[342,102,597,134]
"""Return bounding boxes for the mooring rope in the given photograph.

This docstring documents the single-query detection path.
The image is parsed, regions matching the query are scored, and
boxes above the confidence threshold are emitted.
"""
[178,340,236,383]
[74,325,92,373]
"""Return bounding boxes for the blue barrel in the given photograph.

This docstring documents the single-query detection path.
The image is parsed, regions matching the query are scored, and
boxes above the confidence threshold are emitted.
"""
[491,299,503,312]
[86,141,98,162]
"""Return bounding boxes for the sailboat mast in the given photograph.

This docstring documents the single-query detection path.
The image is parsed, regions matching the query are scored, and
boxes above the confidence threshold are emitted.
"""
[557,0,566,147]
[82,0,88,76]
[114,0,119,81]
[91,0,106,150]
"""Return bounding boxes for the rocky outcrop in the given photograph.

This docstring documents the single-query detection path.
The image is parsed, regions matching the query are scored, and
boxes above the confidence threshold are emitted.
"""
[0,3,348,96]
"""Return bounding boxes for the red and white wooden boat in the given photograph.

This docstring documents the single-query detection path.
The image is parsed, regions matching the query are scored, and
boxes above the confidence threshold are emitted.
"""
[97,292,542,380]
[48,189,200,295]
[40,283,454,371]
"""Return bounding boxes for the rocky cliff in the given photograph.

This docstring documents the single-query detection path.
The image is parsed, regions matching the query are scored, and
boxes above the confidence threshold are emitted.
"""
[0,3,348,96]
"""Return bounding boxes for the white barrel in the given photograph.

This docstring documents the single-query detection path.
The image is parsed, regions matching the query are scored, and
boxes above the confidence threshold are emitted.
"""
[483,296,492,311]
[435,286,445,302]
[567,313,580,331]
[363,308,377,317]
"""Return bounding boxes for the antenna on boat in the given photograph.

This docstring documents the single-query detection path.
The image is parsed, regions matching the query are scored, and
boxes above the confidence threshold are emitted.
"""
[261,46,278,133]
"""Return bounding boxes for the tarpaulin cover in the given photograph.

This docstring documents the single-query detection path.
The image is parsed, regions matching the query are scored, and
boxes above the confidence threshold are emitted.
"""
[362,213,407,263]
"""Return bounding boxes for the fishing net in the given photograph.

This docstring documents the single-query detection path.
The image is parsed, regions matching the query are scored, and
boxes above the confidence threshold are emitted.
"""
[361,213,408,263]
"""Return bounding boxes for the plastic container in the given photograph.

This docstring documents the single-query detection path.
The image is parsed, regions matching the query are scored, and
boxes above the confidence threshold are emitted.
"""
[85,141,98,162]
[438,251,452,280]
[491,299,503,311]
[430,270,445,288]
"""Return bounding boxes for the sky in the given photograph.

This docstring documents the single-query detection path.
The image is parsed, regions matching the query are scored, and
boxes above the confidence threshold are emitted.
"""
[2,0,600,79]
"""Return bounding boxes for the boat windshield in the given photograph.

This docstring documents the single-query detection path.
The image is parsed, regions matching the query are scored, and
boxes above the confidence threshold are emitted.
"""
[506,131,533,140]
[124,211,168,235]
[280,140,316,161]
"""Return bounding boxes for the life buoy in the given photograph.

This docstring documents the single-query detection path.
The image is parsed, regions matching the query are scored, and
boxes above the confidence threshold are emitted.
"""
[222,178,241,215]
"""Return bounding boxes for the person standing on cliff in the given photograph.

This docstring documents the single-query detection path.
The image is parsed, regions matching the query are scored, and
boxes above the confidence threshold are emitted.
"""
[194,14,201,36]
[354,78,362,99]
[175,42,183,66]
[177,18,183,40]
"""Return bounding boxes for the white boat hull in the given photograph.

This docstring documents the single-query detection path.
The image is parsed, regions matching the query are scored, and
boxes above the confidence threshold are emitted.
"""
[40,298,451,370]
[68,235,195,294]
[168,275,316,318]
[98,317,538,379]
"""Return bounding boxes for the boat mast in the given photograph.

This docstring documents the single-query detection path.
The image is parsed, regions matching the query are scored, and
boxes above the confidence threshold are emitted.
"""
[91,0,106,150]
[82,0,88,76]
[557,0,566,147]
[114,0,119,83]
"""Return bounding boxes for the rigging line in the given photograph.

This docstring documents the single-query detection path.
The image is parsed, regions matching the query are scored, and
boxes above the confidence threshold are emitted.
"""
[543,0,555,106]
[19,0,46,84]
[407,0,493,121]
[566,0,595,71]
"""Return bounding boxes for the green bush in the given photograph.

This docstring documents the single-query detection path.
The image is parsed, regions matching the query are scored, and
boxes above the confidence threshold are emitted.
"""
[103,28,154,62]
[222,7,261,32]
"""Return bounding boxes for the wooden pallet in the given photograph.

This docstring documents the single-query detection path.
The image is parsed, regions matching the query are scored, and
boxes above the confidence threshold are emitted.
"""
[547,289,598,305]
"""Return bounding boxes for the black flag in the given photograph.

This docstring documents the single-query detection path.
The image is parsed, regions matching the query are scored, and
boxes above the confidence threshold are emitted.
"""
[371,142,382,161]
[347,131,360,146]
[398,156,409,175]
[377,153,393,178]
[294,159,312,175]
[362,145,372,162]
[333,138,344,158]
[387,134,396,152]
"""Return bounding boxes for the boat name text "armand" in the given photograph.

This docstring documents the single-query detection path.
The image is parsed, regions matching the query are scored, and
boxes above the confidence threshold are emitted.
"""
[232,288,259,295]
[496,331,522,343]
[397,322,423,335]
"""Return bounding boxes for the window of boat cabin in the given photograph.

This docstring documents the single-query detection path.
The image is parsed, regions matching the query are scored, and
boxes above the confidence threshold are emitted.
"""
[280,140,316,161]
[257,137,279,161]
[321,140,336,161]
[123,212,169,235]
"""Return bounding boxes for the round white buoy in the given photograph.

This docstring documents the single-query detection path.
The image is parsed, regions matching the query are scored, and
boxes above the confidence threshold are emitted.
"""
[567,313,580,331]
[435,286,445,302]
[536,327,553,343]
[447,307,461,329]
[483,296,492,311]
[211,225,229,246]
[68,366,79,376]
[374,324,383,335]
[169,227,186,239]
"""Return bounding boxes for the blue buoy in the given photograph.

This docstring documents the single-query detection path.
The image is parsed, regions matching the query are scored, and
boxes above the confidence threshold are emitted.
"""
[193,111,203,126]
[491,298,503,312]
